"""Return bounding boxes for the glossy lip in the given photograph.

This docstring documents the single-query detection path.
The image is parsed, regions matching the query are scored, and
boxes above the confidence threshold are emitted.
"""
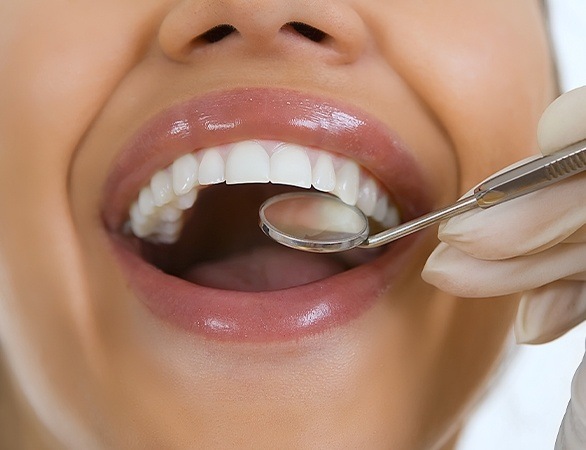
[102,87,434,342]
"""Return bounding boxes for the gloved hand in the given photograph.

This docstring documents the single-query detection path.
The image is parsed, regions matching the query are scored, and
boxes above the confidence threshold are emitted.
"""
[422,85,586,450]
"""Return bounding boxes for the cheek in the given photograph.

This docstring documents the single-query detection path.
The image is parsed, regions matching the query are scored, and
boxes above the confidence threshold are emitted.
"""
[0,1,166,161]
[434,12,554,188]
[0,0,169,421]
[0,2,171,292]
[364,1,555,192]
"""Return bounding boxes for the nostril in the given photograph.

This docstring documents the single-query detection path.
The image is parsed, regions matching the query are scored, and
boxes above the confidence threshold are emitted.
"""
[285,22,328,43]
[196,24,237,44]
[191,21,329,49]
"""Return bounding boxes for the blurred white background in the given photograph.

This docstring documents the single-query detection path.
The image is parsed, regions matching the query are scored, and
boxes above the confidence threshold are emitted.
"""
[549,0,586,92]
[458,324,586,449]
[458,1,586,449]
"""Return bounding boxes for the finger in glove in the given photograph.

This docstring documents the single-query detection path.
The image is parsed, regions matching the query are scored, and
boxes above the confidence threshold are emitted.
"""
[555,341,586,450]
[437,173,586,260]
[422,242,586,297]
[515,280,586,344]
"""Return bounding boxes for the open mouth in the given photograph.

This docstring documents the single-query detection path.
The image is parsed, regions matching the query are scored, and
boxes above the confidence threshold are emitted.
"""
[102,88,432,341]
[126,140,400,292]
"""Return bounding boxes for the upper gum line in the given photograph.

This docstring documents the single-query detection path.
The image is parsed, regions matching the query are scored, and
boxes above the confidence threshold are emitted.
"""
[128,140,400,243]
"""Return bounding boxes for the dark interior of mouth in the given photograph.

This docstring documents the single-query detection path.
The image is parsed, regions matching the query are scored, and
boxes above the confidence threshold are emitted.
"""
[137,184,385,292]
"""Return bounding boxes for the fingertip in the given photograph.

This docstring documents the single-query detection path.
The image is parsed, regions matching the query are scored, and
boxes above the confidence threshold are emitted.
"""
[538,86,586,155]
[515,281,586,345]
[422,243,461,291]
[422,243,487,297]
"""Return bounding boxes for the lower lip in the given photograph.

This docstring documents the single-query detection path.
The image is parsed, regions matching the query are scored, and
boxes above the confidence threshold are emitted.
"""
[110,233,423,342]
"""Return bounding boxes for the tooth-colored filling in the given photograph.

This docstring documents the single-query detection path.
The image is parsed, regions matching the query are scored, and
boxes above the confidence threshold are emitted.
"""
[127,140,400,244]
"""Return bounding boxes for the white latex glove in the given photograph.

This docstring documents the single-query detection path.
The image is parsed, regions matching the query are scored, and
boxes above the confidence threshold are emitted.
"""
[422,86,586,450]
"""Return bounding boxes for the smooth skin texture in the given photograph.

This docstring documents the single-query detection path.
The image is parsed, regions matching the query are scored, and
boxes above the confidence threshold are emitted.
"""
[0,1,555,449]
[422,86,586,449]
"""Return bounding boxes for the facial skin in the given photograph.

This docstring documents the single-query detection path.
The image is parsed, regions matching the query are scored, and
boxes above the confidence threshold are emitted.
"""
[0,1,555,449]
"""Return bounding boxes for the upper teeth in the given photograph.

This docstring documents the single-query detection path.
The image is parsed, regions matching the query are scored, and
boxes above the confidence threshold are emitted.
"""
[127,140,400,244]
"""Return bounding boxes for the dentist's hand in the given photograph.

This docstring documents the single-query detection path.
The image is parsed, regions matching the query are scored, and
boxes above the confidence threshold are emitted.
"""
[422,86,586,450]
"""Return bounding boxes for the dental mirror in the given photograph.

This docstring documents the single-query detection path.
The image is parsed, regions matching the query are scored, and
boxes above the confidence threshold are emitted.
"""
[259,139,586,253]
[259,192,369,253]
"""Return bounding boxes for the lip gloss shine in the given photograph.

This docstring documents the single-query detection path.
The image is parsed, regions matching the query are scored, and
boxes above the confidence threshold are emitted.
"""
[104,88,432,342]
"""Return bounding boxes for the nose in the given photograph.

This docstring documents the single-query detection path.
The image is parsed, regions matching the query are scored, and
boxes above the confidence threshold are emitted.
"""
[158,0,367,65]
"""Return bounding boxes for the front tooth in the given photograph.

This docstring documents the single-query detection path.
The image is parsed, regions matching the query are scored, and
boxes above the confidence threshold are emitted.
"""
[373,197,388,222]
[198,148,225,184]
[150,170,174,207]
[225,141,270,184]
[357,178,377,216]
[172,153,198,195]
[130,205,155,238]
[382,204,400,227]
[159,204,182,222]
[156,220,182,236]
[174,189,197,210]
[131,220,154,239]
[130,202,149,225]
[269,144,311,188]
[154,220,182,244]
[333,160,360,205]
[138,187,156,216]
[312,153,336,192]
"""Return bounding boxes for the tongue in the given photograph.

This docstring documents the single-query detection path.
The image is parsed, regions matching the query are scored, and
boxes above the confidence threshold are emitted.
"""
[182,246,346,292]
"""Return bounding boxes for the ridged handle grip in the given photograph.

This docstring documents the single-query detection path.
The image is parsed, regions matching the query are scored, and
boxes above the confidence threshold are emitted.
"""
[475,139,586,208]
[545,149,586,180]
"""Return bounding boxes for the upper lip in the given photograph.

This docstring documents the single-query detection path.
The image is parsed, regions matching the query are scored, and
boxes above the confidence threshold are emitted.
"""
[101,87,433,230]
